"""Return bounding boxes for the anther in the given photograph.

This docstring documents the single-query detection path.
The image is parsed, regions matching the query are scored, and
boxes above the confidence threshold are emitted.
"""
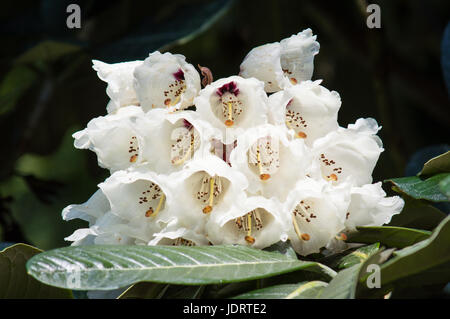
[301,233,310,241]
[328,173,338,181]
[145,208,153,217]
[296,131,307,139]
[202,205,212,214]
[336,233,347,241]
[130,155,138,163]
[245,235,255,244]
[203,177,215,214]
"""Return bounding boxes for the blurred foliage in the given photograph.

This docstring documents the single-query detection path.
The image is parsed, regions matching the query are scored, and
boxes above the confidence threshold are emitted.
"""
[0,0,449,250]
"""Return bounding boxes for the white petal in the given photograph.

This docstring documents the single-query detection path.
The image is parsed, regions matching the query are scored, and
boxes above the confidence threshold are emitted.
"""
[133,51,201,112]
[62,189,110,224]
[311,118,384,186]
[283,178,349,256]
[138,109,214,174]
[345,182,404,230]
[269,80,341,146]
[99,168,177,231]
[150,225,208,246]
[92,60,142,110]
[194,76,269,144]
[73,106,147,172]
[240,29,319,92]
[206,195,286,249]
[168,155,249,235]
[230,124,311,201]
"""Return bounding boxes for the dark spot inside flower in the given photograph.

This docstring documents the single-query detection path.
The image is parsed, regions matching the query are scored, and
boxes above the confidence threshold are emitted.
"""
[183,119,193,130]
[217,81,240,97]
[287,98,293,107]
[173,69,185,81]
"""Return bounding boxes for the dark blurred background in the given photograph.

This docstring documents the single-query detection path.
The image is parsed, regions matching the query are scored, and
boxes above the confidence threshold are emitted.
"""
[0,0,449,250]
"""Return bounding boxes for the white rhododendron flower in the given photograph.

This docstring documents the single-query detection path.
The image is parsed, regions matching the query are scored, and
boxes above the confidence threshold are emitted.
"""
[98,168,177,241]
[134,51,201,112]
[150,219,210,247]
[284,178,350,256]
[269,80,341,146]
[206,195,287,249]
[230,124,311,201]
[138,109,213,174]
[63,190,141,245]
[64,29,405,263]
[194,76,269,143]
[310,118,384,186]
[92,60,142,113]
[73,106,147,172]
[169,155,248,235]
[240,29,319,92]
[344,182,404,231]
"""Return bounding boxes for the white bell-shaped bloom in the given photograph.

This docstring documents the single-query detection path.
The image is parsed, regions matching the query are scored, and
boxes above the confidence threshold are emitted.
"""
[149,219,210,247]
[344,182,404,231]
[138,109,214,175]
[92,60,142,113]
[133,51,201,112]
[230,124,311,201]
[62,189,109,225]
[63,190,146,245]
[72,106,147,172]
[240,29,320,92]
[206,195,287,249]
[283,178,349,256]
[98,168,177,241]
[194,76,269,144]
[168,155,248,235]
[310,118,384,186]
[269,80,341,146]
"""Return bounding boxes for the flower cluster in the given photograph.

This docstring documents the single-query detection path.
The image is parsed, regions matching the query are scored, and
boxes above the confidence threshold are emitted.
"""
[64,29,404,256]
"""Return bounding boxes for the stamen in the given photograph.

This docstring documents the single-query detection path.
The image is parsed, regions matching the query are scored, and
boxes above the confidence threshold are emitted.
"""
[244,212,255,244]
[292,214,310,241]
[285,120,293,130]
[146,194,165,217]
[290,78,298,84]
[202,177,215,214]
[172,133,194,165]
[257,145,270,180]
[225,102,234,127]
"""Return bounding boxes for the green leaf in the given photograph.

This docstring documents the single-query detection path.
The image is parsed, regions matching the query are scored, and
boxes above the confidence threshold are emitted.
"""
[365,215,450,294]
[0,243,73,298]
[419,151,450,176]
[118,282,206,299]
[15,41,81,64]
[0,65,37,116]
[387,173,450,202]
[320,248,394,299]
[26,245,335,290]
[347,226,431,248]
[439,174,450,199]
[118,283,169,299]
[335,243,380,269]
[388,194,446,230]
[232,281,328,299]
[97,0,234,62]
